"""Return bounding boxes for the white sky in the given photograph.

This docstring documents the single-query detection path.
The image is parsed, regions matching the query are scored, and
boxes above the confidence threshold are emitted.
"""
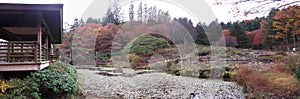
[0,0,266,26]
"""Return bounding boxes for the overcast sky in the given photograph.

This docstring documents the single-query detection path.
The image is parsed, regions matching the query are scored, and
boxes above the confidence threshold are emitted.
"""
[0,0,266,26]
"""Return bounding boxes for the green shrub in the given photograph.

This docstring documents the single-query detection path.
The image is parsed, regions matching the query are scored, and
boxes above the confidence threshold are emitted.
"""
[123,35,171,56]
[196,47,210,56]
[166,61,180,75]
[226,48,245,56]
[0,61,77,99]
[96,51,111,60]
[31,61,78,98]
[2,78,40,99]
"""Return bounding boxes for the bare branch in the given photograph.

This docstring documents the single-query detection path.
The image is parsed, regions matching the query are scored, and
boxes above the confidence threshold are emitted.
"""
[277,1,300,8]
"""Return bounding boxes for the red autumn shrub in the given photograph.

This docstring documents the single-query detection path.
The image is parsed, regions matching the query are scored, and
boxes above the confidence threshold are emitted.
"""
[135,56,150,69]
[232,66,300,98]
[232,67,272,92]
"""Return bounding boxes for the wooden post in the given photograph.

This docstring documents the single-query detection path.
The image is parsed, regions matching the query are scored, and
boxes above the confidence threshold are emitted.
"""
[34,42,38,62]
[45,34,49,60]
[56,48,59,60]
[7,42,10,62]
[37,15,42,62]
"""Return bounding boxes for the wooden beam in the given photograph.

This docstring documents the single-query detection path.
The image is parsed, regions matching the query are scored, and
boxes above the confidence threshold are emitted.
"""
[0,62,50,71]
[2,27,38,35]
[0,11,39,15]
[0,3,63,11]
[45,34,49,60]
[0,27,21,41]
[39,12,55,44]
[37,15,42,62]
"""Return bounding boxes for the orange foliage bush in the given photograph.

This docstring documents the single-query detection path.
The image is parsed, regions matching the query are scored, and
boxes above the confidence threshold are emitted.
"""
[271,63,291,74]
[280,55,299,73]
[232,66,300,98]
[232,67,272,92]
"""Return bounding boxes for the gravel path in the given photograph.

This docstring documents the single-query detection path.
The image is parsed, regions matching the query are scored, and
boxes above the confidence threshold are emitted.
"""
[77,69,245,99]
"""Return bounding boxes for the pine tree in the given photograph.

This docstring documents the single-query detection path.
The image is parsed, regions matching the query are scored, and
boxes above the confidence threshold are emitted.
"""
[129,0,134,20]
[264,8,281,49]
[102,8,115,25]
[230,22,249,48]
[112,0,121,23]
[143,4,148,23]
[152,6,157,21]
[79,18,85,26]
[137,2,143,22]
[195,22,209,45]
[148,7,153,20]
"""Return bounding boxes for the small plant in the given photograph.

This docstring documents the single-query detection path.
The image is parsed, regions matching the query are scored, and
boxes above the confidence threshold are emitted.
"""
[166,61,180,75]
[1,78,40,99]
[273,55,283,61]
[97,51,110,60]
[196,47,210,56]
[127,53,139,69]
[0,80,9,97]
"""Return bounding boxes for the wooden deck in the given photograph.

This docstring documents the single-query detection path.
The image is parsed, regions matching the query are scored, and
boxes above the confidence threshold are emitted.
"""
[0,41,58,71]
[0,61,50,71]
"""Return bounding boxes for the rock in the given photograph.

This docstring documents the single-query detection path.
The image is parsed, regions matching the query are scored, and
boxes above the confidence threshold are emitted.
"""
[199,69,210,78]
[210,66,225,79]
[122,68,136,77]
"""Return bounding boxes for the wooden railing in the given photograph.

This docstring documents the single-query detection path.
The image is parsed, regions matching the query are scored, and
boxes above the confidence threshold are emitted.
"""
[0,41,58,63]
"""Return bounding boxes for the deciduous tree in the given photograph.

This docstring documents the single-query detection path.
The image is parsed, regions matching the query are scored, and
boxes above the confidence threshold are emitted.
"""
[272,5,300,49]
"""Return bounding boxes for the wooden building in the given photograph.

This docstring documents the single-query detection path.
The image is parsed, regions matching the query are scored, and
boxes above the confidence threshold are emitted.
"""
[0,3,63,71]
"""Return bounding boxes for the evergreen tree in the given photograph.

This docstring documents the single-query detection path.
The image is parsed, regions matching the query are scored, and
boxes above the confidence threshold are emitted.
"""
[143,4,148,23]
[148,7,153,20]
[86,17,100,24]
[129,0,134,20]
[204,19,222,44]
[70,18,79,31]
[230,22,249,48]
[79,18,85,26]
[137,2,143,22]
[264,8,281,49]
[102,8,119,25]
[112,0,121,22]
[195,22,210,45]
[152,6,157,21]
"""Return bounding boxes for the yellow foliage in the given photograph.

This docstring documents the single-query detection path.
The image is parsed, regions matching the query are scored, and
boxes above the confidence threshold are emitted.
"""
[273,55,283,61]
[272,5,300,40]
[266,72,299,90]
[127,53,139,63]
[0,80,9,93]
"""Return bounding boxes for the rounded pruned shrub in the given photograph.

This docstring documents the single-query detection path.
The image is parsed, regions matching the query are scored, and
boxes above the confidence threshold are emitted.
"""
[124,35,171,56]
